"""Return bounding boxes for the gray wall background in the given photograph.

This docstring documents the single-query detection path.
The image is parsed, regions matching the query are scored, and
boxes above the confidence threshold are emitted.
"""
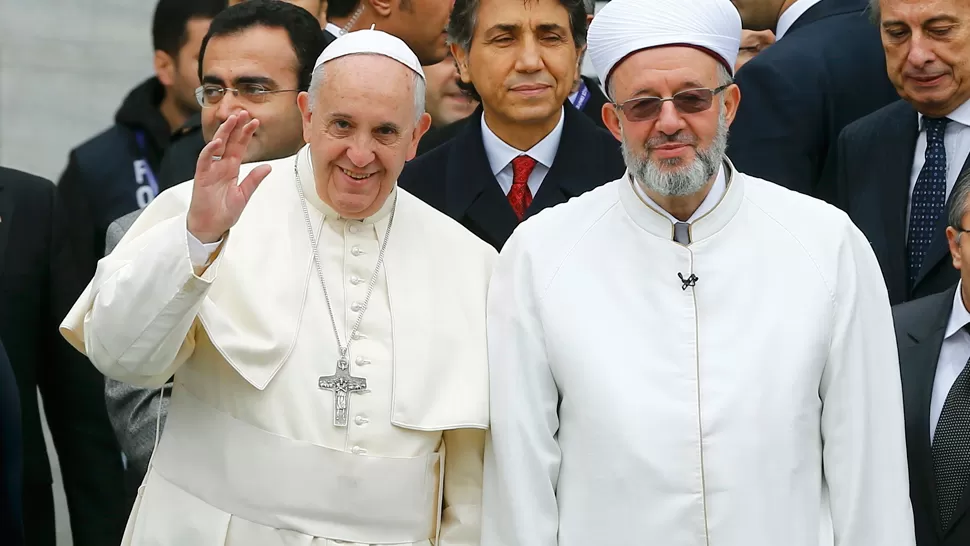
[1,1,158,544]
[0,0,157,181]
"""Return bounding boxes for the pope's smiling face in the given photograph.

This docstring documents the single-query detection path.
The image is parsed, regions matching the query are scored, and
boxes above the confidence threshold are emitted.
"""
[297,54,431,219]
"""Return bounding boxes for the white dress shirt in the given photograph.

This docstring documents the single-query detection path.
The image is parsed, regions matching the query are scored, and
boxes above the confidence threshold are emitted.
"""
[931,281,970,443]
[907,100,970,236]
[775,0,823,40]
[632,163,728,224]
[324,22,345,37]
[481,107,564,197]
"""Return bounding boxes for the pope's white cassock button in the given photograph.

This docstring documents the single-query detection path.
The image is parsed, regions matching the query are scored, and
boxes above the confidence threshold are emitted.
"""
[350,275,363,285]
[351,302,363,312]
[351,245,363,256]
[355,356,370,366]
[355,415,368,425]
[349,225,359,234]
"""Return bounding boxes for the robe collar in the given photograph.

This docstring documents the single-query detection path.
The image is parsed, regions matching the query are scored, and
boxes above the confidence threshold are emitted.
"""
[617,158,744,243]
[295,144,397,226]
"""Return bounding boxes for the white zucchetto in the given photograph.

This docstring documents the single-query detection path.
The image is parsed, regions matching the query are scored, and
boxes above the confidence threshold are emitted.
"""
[313,27,425,81]
[588,0,742,87]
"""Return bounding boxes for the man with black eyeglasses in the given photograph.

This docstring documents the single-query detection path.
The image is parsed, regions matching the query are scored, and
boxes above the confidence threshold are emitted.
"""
[101,0,329,493]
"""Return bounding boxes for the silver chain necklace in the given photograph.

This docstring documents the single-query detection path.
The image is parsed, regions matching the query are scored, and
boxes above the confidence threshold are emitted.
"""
[293,156,396,426]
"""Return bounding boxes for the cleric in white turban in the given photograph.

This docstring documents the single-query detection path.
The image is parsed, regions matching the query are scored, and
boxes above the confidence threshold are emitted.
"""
[60,28,496,546]
[480,0,917,544]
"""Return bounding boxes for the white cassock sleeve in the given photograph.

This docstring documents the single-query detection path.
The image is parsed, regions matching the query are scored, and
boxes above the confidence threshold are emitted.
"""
[481,233,560,546]
[820,220,916,545]
[80,216,222,388]
[439,428,486,545]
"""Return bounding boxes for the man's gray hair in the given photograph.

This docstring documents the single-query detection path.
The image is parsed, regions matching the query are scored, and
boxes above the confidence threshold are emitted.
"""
[948,170,970,233]
[306,55,426,123]
[868,0,881,24]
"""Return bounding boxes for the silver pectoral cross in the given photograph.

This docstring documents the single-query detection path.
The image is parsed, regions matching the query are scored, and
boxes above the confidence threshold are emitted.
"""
[318,357,367,427]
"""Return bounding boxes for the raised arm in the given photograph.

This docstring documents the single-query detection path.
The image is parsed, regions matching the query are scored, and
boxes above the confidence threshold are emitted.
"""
[61,112,271,387]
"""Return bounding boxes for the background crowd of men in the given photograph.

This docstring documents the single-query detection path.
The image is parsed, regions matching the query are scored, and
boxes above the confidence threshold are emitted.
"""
[1,0,970,544]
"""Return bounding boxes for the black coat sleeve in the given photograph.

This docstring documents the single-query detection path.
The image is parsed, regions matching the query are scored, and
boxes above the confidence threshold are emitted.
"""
[727,58,824,195]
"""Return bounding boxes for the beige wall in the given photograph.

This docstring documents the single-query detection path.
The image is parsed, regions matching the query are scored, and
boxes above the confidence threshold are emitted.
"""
[0,0,157,183]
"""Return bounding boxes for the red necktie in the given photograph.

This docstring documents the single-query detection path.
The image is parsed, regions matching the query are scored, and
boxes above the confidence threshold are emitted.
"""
[509,155,537,221]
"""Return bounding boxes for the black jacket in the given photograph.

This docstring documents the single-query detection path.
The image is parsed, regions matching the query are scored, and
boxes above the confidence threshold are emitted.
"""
[55,77,178,308]
[727,0,898,196]
[827,100,962,305]
[157,112,205,189]
[1,168,127,546]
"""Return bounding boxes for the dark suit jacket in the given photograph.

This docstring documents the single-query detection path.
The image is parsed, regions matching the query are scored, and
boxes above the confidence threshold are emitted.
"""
[416,75,611,156]
[0,338,23,546]
[399,102,625,250]
[728,0,898,196]
[894,285,970,545]
[829,100,962,305]
[0,167,127,546]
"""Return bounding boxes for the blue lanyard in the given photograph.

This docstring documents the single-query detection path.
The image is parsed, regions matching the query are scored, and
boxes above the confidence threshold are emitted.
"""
[133,130,160,197]
[569,81,591,111]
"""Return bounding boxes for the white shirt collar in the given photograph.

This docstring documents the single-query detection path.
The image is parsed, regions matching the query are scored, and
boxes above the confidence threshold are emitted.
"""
[775,0,823,40]
[946,280,970,339]
[480,107,564,176]
[325,22,345,37]
[633,163,728,224]
[918,98,970,129]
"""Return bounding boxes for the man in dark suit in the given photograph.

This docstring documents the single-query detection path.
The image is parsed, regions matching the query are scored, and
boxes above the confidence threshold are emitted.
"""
[400,0,625,250]
[0,167,128,545]
[893,172,970,545]
[415,0,609,156]
[726,0,898,196]
[826,0,970,305]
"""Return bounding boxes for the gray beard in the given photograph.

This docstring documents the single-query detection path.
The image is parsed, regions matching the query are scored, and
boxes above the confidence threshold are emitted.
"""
[623,108,729,197]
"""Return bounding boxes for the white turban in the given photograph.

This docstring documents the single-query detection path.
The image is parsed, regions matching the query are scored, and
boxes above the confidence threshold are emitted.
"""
[313,28,425,81]
[588,0,742,88]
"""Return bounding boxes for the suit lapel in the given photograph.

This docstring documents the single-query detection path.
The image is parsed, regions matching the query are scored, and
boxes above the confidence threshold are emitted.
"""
[527,104,605,217]
[914,150,970,290]
[0,181,12,271]
[443,110,519,249]
[898,286,955,539]
[876,103,919,300]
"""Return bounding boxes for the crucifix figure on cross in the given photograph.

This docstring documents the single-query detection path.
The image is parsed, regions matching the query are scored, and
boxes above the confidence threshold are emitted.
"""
[319,356,367,427]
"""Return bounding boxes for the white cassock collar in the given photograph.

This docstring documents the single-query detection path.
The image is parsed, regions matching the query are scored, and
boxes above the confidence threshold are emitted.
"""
[619,159,744,244]
[633,163,727,224]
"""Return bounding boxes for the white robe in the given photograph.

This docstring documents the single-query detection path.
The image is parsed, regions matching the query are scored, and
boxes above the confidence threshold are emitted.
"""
[60,146,496,546]
[482,162,916,546]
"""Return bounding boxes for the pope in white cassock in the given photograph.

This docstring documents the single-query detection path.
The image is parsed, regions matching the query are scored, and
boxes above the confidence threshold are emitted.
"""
[480,0,917,545]
[59,30,495,546]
